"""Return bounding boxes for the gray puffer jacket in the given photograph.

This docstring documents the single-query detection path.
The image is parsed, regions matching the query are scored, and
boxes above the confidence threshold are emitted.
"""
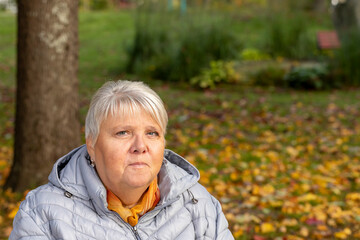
[10,145,234,239]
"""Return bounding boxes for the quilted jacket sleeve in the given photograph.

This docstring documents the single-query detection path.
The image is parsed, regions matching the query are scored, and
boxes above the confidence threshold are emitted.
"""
[211,196,234,240]
[9,207,48,240]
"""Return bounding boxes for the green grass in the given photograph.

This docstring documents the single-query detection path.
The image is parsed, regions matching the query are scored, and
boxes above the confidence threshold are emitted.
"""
[0,10,136,92]
[0,13,16,88]
[78,10,135,96]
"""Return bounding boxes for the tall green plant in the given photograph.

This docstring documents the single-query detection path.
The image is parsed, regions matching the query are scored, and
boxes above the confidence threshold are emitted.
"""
[263,12,315,60]
[125,10,241,82]
[332,29,360,86]
[174,17,240,81]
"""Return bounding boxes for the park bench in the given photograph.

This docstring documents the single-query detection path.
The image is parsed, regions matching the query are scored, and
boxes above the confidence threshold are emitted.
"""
[316,30,341,50]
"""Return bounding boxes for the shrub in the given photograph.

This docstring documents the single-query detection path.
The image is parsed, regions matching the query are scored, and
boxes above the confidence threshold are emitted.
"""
[251,66,286,87]
[89,0,108,10]
[125,11,241,82]
[283,64,335,90]
[174,19,241,81]
[240,48,270,61]
[190,60,241,89]
[125,16,175,75]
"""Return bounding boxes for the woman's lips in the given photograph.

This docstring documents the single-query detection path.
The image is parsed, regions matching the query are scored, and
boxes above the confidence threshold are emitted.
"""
[129,162,148,168]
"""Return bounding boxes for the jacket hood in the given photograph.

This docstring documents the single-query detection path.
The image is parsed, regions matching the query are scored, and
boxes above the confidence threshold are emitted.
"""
[48,145,200,208]
[158,149,200,204]
[48,145,97,201]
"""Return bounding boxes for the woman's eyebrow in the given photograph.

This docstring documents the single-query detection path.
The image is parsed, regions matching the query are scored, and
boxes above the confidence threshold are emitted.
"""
[109,125,134,131]
[146,126,160,131]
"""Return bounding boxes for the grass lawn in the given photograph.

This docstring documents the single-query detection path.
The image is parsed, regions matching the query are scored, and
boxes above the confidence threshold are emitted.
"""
[1,9,360,239]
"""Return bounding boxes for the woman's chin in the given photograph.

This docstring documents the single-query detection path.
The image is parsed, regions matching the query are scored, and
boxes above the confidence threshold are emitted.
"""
[126,175,153,189]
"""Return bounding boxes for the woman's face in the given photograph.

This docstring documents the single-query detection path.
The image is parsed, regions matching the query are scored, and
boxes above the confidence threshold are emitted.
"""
[87,110,165,195]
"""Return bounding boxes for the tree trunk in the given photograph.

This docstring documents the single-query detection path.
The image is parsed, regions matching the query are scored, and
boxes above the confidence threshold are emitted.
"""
[333,0,360,35]
[355,0,360,29]
[312,0,328,13]
[4,0,81,191]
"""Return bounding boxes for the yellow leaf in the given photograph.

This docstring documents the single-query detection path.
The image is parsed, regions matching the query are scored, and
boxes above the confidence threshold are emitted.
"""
[334,231,347,239]
[213,179,227,196]
[314,210,327,222]
[253,168,261,175]
[344,228,352,235]
[317,225,329,231]
[300,226,309,237]
[287,235,305,240]
[251,215,261,224]
[7,204,19,219]
[0,159,7,168]
[252,185,260,195]
[286,146,299,157]
[346,192,360,201]
[291,171,301,179]
[306,144,314,153]
[259,184,275,196]
[228,186,238,195]
[261,222,275,233]
[298,193,318,203]
[267,151,279,162]
[300,183,311,192]
[280,225,287,233]
[230,172,238,181]
[281,218,298,227]
[233,229,243,238]
[270,200,283,208]
[225,213,235,222]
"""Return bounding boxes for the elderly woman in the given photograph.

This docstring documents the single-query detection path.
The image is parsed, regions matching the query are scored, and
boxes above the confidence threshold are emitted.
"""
[10,80,234,239]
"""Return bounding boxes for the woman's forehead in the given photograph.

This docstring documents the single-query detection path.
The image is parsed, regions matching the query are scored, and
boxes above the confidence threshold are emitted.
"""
[104,106,162,129]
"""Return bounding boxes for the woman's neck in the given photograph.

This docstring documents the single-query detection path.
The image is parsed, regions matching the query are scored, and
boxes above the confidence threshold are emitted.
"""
[112,186,148,207]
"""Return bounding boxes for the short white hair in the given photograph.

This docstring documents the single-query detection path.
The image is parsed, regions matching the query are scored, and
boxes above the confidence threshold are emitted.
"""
[85,80,168,144]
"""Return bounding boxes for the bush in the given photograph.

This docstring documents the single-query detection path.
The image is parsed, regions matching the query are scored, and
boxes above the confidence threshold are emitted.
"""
[89,0,108,10]
[174,19,241,81]
[190,60,241,89]
[251,66,286,87]
[283,64,335,90]
[125,10,241,82]
[125,16,174,74]
[240,48,270,61]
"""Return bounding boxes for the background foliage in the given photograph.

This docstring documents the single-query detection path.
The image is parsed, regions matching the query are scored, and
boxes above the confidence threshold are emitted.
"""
[125,6,241,82]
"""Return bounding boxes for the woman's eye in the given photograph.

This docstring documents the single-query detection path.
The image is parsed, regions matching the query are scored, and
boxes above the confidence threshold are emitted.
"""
[147,131,159,137]
[116,131,128,136]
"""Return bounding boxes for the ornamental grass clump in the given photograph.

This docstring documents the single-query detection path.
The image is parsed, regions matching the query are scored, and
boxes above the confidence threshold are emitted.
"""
[125,8,241,82]
[263,12,315,60]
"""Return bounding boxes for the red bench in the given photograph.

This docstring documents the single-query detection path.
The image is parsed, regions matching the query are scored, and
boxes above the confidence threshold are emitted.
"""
[316,31,341,50]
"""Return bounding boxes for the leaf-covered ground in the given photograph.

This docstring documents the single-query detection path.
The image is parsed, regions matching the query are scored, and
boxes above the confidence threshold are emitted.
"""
[1,86,360,239]
[162,87,360,240]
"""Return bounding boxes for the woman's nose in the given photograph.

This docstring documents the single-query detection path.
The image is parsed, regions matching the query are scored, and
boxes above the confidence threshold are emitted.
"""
[130,135,147,153]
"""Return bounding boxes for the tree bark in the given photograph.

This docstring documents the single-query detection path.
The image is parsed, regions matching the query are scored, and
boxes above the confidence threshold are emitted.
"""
[4,0,81,191]
[333,0,360,35]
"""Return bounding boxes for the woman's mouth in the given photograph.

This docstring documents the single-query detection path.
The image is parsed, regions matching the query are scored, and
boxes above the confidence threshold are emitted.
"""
[129,162,148,168]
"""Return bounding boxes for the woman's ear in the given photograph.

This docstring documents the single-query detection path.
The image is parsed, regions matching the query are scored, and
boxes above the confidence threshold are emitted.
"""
[86,137,95,159]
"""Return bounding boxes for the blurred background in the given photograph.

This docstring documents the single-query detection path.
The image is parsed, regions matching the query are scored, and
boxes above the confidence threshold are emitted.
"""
[1,0,360,239]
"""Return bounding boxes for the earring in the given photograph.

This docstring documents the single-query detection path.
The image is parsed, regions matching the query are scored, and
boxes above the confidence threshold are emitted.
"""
[90,158,95,167]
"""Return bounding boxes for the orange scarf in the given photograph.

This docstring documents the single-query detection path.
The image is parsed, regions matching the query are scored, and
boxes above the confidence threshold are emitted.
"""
[107,178,160,227]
